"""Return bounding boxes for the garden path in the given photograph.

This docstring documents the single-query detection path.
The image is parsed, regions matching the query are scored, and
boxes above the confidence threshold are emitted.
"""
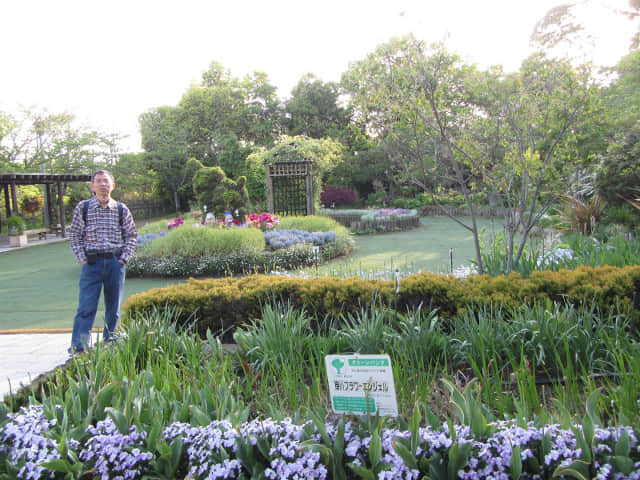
[0,331,99,399]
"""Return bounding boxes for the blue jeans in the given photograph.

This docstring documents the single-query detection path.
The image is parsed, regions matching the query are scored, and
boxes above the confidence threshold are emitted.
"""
[70,256,126,353]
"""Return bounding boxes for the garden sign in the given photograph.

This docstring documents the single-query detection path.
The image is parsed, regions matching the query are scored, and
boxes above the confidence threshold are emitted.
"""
[325,354,398,417]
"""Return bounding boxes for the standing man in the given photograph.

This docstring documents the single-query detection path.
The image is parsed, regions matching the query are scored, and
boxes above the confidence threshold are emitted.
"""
[68,170,137,354]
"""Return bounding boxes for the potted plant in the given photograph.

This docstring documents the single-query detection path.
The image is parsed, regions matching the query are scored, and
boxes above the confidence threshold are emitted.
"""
[7,216,27,247]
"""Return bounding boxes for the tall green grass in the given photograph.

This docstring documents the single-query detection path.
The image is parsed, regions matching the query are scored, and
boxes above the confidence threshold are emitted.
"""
[145,226,265,257]
[6,299,640,434]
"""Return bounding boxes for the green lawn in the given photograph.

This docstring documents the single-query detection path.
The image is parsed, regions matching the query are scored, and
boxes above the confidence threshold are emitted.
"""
[0,216,502,330]
[317,216,502,276]
[0,242,181,331]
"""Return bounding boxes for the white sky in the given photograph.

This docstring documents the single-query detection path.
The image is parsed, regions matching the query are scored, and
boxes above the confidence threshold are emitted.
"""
[1,0,637,153]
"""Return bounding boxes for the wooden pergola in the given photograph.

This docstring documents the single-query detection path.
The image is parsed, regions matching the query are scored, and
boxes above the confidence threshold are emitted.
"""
[0,173,91,237]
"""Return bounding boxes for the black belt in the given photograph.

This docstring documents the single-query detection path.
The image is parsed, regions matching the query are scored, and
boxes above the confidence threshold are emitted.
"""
[95,250,122,258]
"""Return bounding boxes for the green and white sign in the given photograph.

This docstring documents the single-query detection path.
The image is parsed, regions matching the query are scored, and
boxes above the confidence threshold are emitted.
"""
[325,354,398,417]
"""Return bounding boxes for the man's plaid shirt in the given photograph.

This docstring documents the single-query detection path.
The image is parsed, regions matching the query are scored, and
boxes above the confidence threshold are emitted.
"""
[69,196,137,264]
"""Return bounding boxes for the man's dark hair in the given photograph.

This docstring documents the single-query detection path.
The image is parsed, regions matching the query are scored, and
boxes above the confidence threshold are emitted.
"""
[91,170,115,183]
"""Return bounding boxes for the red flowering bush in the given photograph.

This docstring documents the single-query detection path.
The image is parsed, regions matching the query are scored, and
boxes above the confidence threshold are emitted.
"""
[321,188,357,207]
[246,213,279,231]
[20,194,44,215]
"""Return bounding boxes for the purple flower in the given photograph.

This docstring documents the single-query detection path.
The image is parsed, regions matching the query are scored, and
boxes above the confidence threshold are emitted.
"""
[79,418,153,480]
[0,405,59,480]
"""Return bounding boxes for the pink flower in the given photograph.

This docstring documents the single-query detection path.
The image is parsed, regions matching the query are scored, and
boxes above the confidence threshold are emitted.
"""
[167,217,184,230]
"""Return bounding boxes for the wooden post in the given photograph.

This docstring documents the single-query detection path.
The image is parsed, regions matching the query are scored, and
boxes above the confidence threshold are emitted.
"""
[3,185,10,231]
[10,183,19,216]
[57,182,66,237]
[266,164,274,214]
[305,168,314,216]
[45,184,53,227]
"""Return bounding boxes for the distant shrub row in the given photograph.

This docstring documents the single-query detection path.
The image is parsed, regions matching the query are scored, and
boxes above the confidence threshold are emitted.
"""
[123,265,640,340]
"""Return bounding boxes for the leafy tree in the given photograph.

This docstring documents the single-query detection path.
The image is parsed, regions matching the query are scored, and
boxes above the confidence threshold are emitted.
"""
[241,71,283,146]
[111,152,157,202]
[343,36,598,273]
[177,62,281,177]
[0,107,116,175]
[595,50,640,207]
[0,110,17,171]
[596,125,640,205]
[285,74,350,139]
[139,106,196,212]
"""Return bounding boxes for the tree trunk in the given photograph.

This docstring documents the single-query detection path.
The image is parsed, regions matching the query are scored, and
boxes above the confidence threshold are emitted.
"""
[173,189,181,213]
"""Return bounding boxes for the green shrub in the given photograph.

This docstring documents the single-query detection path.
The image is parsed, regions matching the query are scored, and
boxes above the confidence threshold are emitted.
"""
[145,226,265,258]
[123,265,640,339]
[602,204,640,230]
[7,216,25,234]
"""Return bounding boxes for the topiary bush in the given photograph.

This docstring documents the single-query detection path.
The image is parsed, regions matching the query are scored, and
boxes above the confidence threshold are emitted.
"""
[192,165,252,218]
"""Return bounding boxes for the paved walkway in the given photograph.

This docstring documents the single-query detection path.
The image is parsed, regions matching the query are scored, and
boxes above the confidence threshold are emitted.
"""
[0,331,99,399]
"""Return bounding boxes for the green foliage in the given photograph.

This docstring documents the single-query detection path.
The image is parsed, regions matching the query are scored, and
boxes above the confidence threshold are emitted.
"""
[285,74,350,139]
[602,204,640,231]
[130,214,354,278]
[243,150,268,207]
[191,165,252,217]
[145,225,265,258]
[596,125,640,207]
[557,194,606,235]
[140,106,198,212]
[277,214,346,233]
[256,135,346,209]
[123,265,640,342]
[233,301,315,374]
[564,233,640,268]
[7,216,25,234]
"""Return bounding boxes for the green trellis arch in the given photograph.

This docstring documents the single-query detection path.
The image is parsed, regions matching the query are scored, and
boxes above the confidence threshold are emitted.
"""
[266,159,314,216]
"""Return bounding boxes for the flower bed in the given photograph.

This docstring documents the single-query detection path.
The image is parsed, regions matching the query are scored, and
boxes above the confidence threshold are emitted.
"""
[2,405,639,479]
[324,208,420,234]
[128,213,353,278]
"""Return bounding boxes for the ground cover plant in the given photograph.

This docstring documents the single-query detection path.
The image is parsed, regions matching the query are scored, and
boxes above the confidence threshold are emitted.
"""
[2,297,640,478]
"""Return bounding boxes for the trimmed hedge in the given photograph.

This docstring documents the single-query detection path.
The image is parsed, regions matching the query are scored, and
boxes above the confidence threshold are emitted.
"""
[122,265,640,341]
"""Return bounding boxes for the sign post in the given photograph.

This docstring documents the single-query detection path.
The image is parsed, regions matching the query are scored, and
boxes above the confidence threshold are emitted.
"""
[325,354,398,417]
